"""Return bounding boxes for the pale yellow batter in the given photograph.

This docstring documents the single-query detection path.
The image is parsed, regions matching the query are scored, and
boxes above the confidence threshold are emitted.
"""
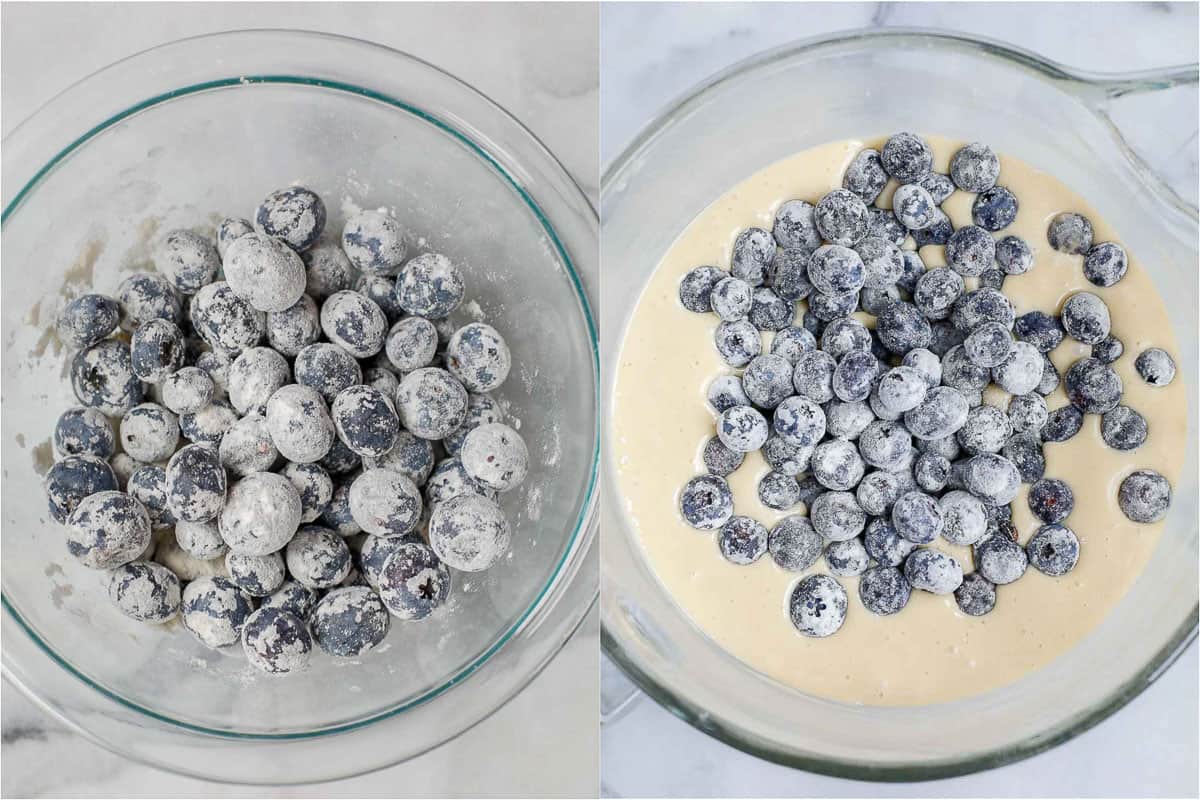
[611,137,1188,706]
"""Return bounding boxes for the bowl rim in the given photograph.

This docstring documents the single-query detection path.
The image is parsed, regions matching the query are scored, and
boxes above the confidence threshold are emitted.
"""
[2,28,600,746]
[600,25,1199,782]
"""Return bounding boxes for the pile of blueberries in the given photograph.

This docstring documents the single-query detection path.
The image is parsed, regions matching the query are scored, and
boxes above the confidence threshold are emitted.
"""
[677,133,1177,638]
[45,185,530,674]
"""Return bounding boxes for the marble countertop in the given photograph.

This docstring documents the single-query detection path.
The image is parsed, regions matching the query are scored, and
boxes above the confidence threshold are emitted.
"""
[1,3,598,798]
[600,2,1198,798]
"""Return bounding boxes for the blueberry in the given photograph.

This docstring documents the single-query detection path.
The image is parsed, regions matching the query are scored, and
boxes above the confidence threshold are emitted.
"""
[875,301,933,355]
[717,404,769,453]
[225,551,286,596]
[321,479,362,537]
[856,471,902,517]
[181,576,254,648]
[713,516,766,565]
[850,565,909,618]
[855,236,905,289]
[108,561,181,624]
[772,395,826,447]
[809,491,866,541]
[283,525,351,589]
[934,490,986,546]
[1091,335,1124,365]
[881,132,933,182]
[331,385,400,459]
[1013,311,1064,353]
[957,404,1012,455]
[265,384,336,463]
[71,339,144,416]
[731,227,776,286]
[945,226,996,277]
[759,518,819,574]
[377,540,451,621]
[216,216,254,259]
[1003,434,1046,483]
[891,183,938,231]
[319,435,362,476]
[770,325,816,364]
[346,468,422,538]
[679,266,724,313]
[1008,393,1048,435]
[904,548,963,594]
[814,189,869,247]
[427,492,510,571]
[318,290,387,359]
[223,231,308,313]
[941,345,990,393]
[1100,405,1148,451]
[226,348,290,418]
[365,430,438,485]
[397,253,465,319]
[773,200,822,251]
[56,293,120,349]
[443,393,505,456]
[1042,405,1084,443]
[1135,348,1176,387]
[891,491,943,544]
[680,475,733,530]
[63,490,150,570]
[843,148,889,203]
[702,436,744,476]
[952,288,1014,332]
[963,321,1014,369]
[825,537,869,577]
[157,229,220,294]
[1065,357,1122,414]
[913,267,964,321]
[954,572,997,616]
[788,574,848,638]
[355,274,405,323]
[811,439,866,491]
[861,518,912,567]
[1024,478,1073,526]
[178,400,237,447]
[927,320,966,357]
[395,367,468,440]
[312,586,390,657]
[263,295,321,357]
[807,245,866,295]
[800,309,826,338]
[904,386,969,440]
[300,243,356,303]
[807,289,860,321]
[831,350,877,403]
[341,209,408,276]
[714,319,761,367]
[259,580,317,620]
[118,403,180,463]
[792,350,837,403]
[1026,524,1080,577]
[460,422,528,493]
[971,186,1018,232]
[992,342,1044,396]
[867,207,908,246]
[189,281,266,356]
[981,264,1006,289]
[772,250,815,301]
[1047,212,1093,255]
[914,453,950,492]
[761,435,811,477]
[949,142,1000,192]
[294,342,362,403]
[707,374,750,413]
[710,276,753,321]
[965,452,1022,506]
[995,235,1034,275]
[748,287,794,331]
[917,433,961,461]
[217,472,301,557]
[255,186,326,251]
[858,420,912,471]
[1060,292,1111,346]
[824,399,874,440]
[860,285,900,315]
[912,210,954,248]
[424,457,496,510]
[1081,244,1130,292]
[1037,354,1061,396]
[54,406,115,459]
[914,170,953,203]
[116,273,182,333]
[1118,469,1172,523]
[973,533,1028,584]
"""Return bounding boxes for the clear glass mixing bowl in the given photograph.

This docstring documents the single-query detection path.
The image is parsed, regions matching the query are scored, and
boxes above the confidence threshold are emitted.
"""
[2,30,598,784]
[601,29,1197,780]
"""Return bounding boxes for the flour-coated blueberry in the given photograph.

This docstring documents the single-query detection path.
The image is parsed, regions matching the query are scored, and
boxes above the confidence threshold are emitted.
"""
[904,548,963,594]
[348,469,423,537]
[312,586,391,657]
[223,232,307,312]
[772,249,815,301]
[788,574,848,637]
[680,475,733,530]
[225,551,286,596]
[1047,212,1092,254]
[189,282,266,356]
[972,186,1018,231]
[950,142,1000,192]
[54,406,115,459]
[341,209,408,275]
[265,384,335,463]
[242,607,313,674]
[1118,469,1171,523]
[954,572,996,616]
[809,491,866,542]
[1134,348,1176,387]
[1064,357,1122,414]
[395,367,468,440]
[679,266,724,313]
[108,561,181,623]
[814,189,870,247]
[377,541,451,621]
[881,132,933,182]
[875,301,932,354]
[57,293,120,349]
[286,525,353,588]
[892,183,939,231]
[116,273,182,333]
[1100,405,1148,451]
[843,149,889,203]
[717,404,769,453]
[181,576,254,648]
[713,319,761,367]
[157,229,220,294]
[992,341,1044,396]
[397,253,465,319]
[1026,524,1079,576]
[65,490,150,569]
[973,532,1028,584]
[255,186,326,251]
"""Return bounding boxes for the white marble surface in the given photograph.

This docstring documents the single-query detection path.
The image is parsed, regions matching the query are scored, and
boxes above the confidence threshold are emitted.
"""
[600,2,1198,797]
[1,3,598,798]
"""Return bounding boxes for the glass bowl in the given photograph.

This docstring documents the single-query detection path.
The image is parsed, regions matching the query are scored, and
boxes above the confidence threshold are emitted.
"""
[601,28,1197,781]
[2,30,598,784]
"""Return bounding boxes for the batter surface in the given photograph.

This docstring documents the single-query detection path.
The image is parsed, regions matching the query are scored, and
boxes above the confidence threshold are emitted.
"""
[611,136,1187,705]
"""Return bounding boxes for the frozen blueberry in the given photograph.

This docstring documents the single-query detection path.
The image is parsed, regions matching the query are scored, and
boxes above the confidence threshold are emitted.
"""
[857,420,911,472]
[714,319,761,367]
[44,455,120,527]
[441,393,505,457]
[861,518,912,567]
[223,231,307,313]
[71,339,144,416]
[460,422,528,493]
[904,386,969,440]
[1025,478,1073,526]
[1007,393,1048,436]
[446,323,511,393]
[890,491,943,544]
[891,183,938,231]
[971,186,1018,232]
[881,132,933,182]
[181,576,254,649]
[1013,311,1063,353]
[189,281,266,356]
[1047,212,1093,255]
[715,404,768,453]
[812,191,869,248]
[265,384,335,463]
[856,236,905,289]
[954,572,996,616]
[831,350,877,403]
[952,288,1014,333]
[927,320,966,357]
[842,149,889,203]
[860,285,900,315]
[157,229,220,294]
[116,273,182,333]
[1091,335,1124,365]
[264,296,322,360]
[702,436,744,476]
[1099,405,1148,452]
[226,551,286,596]
[765,515,820,571]
[956,404,1012,456]
[56,293,120,349]
[809,491,866,542]
[904,548,963,594]
[377,541,451,621]
[867,207,908,246]
[64,490,150,569]
[310,586,390,657]
[912,210,954,248]
[242,607,313,675]
[255,185,326,251]
[807,289,859,321]
[321,479,362,537]
[949,142,1000,192]
[330,385,400,459]
[945,225,996,278]
[1037,356,1060,396]
[855,472,900,517]
[679,474,733,530]
[1118,469,1172,523]
[53,406,115,460]
[395,367,468,440]
[874,301,932,354]
[108,561,181,624]
[397,253,465,319]
[1060,292,1111,346]
[788,574,848,638]
[679,266,724,313]
[714,516,766,565]
[729,227,776,287]
[772,249,815,301]
[1042,404,1084,444]
[807,245,865,296]
[159,366,215,416]
[992,342,1044,396]
[318,290,386,359]
[260,580,318,620]
[710,276,752,321]
[769,326,816,365]
[819,318,870,360]
[217,471,301,556]
[825,537,869,577]
[285,525,353,589]
[292,343,361,404]
[912,268,963,322]
[858,565,911,616]
[338,209,407,275]
[811,439,865,491]
[914,453,950,492]
[424,457,498,509]
[163,442,227,523]
[963,452,1021,506]
[426,492,509,572]
[1064,357,1122,414]
[748,287,793,331]
[994,235,1034,276]
[1080,241,1128,288]
[1026,524,1079,576]
[1002,434,1045,483]
[824,399,874,440]
[757,470,800,511]
[1135,348,1176,387]
[973,532,1028,584]
[347,468,422,538]
[118,403,179,463]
